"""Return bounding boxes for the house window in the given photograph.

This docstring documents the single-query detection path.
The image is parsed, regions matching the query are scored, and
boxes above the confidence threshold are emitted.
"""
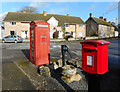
[79,24,83,27]
[10,22,16,25]
[71,31,73,35]
[10,31,16,35]
[25,31,27,38]
[65,31,70,34]
[65,24,70,27]
[100,31,103,36]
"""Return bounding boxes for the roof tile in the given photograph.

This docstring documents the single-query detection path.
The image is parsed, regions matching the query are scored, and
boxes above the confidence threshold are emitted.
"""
[4,12,85,26]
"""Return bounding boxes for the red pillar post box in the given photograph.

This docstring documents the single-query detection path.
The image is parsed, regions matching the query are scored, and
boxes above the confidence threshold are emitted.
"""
[30,20,50,66]
[80,40,111,74]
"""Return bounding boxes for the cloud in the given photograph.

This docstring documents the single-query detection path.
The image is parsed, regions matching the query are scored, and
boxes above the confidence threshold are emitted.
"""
[88,4,96,11]
[110,17,118,24]
[30,2,49,9]
[49,7,68,14]
[87,3,98,12]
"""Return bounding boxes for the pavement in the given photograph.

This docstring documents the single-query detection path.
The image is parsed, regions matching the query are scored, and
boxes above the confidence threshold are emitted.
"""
[2,43,36,91]
[2,62,36,90]
[1,41,88,91]
[1,37,120,91]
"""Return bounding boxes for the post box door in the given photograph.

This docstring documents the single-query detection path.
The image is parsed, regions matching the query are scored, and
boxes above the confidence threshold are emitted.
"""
[83,49,97,74]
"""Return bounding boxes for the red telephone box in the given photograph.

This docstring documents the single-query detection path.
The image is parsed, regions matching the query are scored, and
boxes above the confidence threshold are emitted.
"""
[30,20,50,66]
[80,40,111,74]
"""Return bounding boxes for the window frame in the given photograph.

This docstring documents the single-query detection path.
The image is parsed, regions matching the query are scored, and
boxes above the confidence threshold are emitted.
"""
[10,31,17,35]
[10,21,16,25]
[65,24,70,27]
[79,24,83,27]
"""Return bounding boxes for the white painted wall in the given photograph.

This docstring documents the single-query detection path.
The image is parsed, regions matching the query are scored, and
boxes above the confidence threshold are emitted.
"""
[50,31,54,38]
[114,31,118,37]
[72,32,75,38]
[78,32,83,37]
[98,24,114,38]
[47,17,58,26]
[0,26,1,39]
[1,29,4,38]
[0,26,4,39]
[58,31,63,38]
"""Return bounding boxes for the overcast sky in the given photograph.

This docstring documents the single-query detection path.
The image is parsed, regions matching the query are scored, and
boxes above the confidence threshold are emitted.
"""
[0,1,119,25]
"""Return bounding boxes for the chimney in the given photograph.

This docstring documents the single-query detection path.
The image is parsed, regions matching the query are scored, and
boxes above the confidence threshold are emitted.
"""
[67,14,70,16]
[104,18,107,22]
[90,13,92,17]
[43,11,47,16]
[22,10,26,13]
[108,21,111,24]
[99,16,103,20]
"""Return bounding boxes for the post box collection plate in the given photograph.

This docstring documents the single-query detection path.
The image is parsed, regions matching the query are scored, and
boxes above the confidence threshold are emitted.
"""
[86,55,93,66]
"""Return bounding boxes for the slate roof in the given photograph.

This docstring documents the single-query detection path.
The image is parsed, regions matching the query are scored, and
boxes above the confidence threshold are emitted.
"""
[92,17,113,27]
[4,12,85,26]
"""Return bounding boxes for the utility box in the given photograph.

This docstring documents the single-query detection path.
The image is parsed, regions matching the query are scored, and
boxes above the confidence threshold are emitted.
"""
[80,40,111,74]
[30,21,50,66]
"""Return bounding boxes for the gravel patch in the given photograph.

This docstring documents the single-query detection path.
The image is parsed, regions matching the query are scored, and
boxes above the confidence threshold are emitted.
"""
[14,59,65,91]
[14,58,88,91]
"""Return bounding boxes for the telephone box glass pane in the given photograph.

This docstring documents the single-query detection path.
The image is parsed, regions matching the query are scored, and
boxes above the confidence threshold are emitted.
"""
[87,55,93,66]
[31,30,34,60]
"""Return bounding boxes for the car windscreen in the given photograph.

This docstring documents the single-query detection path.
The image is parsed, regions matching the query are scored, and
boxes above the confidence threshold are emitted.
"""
[14,36,16,38]
[11,35,14,38]
[5,36,11,38]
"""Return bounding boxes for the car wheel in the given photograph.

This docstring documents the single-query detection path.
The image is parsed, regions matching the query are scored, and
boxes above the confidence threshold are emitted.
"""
[15,40,17,43]
[2,40,5,43]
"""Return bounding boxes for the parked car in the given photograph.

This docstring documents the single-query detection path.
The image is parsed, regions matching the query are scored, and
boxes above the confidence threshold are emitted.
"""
[2,35,23,43]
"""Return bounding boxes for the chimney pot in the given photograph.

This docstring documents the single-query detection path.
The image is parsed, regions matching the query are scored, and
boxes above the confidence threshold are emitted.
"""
[99,16,103,20]
[67,14,70,16]
[22,10,26,13]
[90,13,92,17]
[108,21,111,24]
[104,18,107,22]
[43,11,47,16]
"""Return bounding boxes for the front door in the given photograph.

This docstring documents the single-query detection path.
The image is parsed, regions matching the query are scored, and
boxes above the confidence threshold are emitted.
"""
[72,32,75,38]
[10,31,16,35]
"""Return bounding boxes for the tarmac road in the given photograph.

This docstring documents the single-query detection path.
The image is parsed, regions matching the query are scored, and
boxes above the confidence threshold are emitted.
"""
[1,38,120,91]
[100,39,120,91]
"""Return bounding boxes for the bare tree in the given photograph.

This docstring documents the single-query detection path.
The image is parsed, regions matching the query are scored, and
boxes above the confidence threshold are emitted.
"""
[0,12,8,25]
[17,6,38,13]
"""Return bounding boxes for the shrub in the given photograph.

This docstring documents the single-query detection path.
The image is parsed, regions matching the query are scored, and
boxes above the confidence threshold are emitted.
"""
[53,31,59,39]
[64,35,73,40]
[118,32,120,37]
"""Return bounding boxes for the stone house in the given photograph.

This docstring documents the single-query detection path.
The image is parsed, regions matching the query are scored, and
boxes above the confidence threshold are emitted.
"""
[4,11,86,39]
[86,13,115,38]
